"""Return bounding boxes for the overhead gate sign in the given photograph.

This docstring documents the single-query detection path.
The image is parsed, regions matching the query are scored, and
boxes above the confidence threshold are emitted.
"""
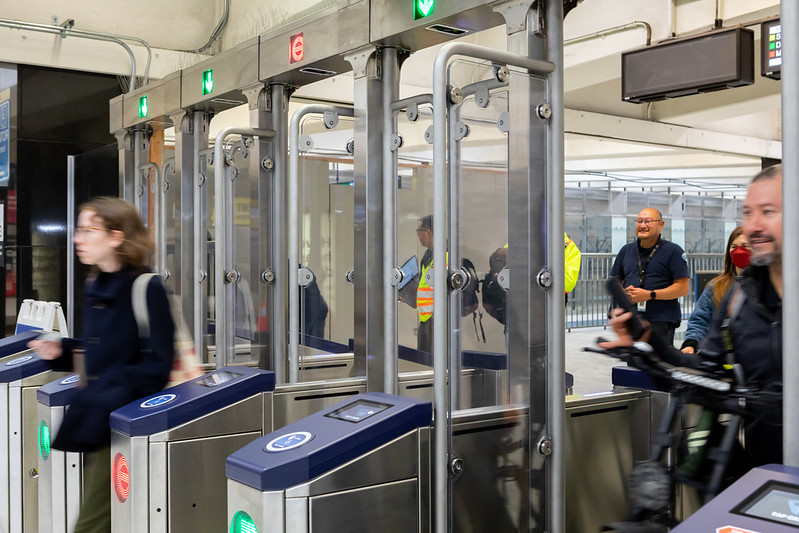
[0,98,9,186]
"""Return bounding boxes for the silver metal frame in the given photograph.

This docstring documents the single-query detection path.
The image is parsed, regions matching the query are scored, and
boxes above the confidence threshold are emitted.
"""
[213,127,276,368]
[288,105,354,384]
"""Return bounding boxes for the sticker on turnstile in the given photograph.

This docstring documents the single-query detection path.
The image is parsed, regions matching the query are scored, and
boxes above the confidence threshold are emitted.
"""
[140,393,177,409]
[5,355,33,366]
[60,374,80,385]
[716,526,760,533]
[264,431,314,452]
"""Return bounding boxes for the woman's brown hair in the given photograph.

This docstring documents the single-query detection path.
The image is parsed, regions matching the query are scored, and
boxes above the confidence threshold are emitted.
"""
[711,226,744,306]
[79,197,152,273]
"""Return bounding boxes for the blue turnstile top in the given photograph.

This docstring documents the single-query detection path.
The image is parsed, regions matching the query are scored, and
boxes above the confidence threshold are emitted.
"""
[612,365,662,392]
[0,352,51,383]
[226,392,432,491]
[673,464,799,532]
[37,374,81,407]
[109,366,275,437]
[0,330,40,358]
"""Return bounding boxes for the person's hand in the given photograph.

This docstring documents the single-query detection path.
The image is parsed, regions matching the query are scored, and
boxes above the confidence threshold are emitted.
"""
[597,309,650,350]
[681,346,696,354]
[27,340,62,360]
[624,285,650,304]
[398,295,405,303]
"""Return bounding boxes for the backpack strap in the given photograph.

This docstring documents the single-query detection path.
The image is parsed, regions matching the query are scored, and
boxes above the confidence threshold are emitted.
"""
[720,282,746,384]
[131,273,158,339]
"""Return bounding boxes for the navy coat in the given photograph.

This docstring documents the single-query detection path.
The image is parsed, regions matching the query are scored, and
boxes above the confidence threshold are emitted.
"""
[51,266,175,452]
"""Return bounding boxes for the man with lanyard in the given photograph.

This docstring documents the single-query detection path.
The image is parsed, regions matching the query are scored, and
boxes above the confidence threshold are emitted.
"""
[609,207,689,345]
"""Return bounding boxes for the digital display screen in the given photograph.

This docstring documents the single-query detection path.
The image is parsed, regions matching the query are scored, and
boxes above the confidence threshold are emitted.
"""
[325,400,391,423]
[735,481,799,528]
[195,370,242,388]
[761,18,782,79]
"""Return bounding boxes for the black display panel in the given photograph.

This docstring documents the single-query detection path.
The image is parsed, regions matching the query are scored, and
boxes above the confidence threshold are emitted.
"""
[622,27,754,103]
[761,18,782,80]
[734,481,799,528]
[195,370,243,387]
[325,400,391,423]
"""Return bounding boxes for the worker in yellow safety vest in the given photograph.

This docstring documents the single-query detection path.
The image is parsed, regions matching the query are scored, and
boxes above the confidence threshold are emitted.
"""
[416,215,435,353]
[564,233,581,302]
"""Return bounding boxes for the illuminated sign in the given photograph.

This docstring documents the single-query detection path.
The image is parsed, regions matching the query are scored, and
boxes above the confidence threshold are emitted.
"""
[290,32,304,64]
[231,511,258,533]
[202,69,214,95]
[414,0,435,20]
[761,18,782,80]
[38,421,50,460]
[138,96,148,119]
[113,453,130,503]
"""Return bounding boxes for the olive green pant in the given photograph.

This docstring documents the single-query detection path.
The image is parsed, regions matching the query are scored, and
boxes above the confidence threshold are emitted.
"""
[74,446,111,533]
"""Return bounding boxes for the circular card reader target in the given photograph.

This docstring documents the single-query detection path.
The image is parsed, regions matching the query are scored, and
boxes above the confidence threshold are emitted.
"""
[140,393,177,409]
[60,374,80,385]
[265,431,313,452]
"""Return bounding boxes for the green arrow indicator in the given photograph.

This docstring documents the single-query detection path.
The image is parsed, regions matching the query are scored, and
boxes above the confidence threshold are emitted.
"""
[414,0,435,20]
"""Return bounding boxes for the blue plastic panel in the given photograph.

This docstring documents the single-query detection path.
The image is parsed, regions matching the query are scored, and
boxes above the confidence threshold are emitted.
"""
[0,353,50,383]
[109,366,275,437]
[226,392,432,491]
[0,330,40,358]
[611,365,663,391]
[37,374,80,406]
[673,464,799,532]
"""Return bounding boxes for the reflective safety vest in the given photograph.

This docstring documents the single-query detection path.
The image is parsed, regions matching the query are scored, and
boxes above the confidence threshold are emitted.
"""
[417,260,434,322]
[565,233,581,294]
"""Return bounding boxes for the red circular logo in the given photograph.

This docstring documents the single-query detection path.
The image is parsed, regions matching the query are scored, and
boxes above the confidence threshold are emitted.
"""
[290,33,304,63]
[113,453,130,503]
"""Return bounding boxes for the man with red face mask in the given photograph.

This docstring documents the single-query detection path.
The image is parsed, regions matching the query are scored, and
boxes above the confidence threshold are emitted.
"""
[603,164,784,471]
[680,227,750,353]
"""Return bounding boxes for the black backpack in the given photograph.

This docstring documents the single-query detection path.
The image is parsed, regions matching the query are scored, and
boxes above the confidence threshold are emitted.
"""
[481,248,507,325]
[461,258,479,317]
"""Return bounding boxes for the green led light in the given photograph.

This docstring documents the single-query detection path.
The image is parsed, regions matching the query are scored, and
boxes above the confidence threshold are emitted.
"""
[230,511,258,533]
[202,69,214,95]
[138,96,148,119]
[38,421,51,461]
[770,42,776,50]
[413,0,435,20]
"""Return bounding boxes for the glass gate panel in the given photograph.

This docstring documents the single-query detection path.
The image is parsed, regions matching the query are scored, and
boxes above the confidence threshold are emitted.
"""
[297,109,355,380]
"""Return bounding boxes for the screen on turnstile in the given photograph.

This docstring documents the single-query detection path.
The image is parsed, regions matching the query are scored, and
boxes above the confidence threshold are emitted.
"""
[734,481,799,528]
[195,370,243,387]
[325,400,391,423]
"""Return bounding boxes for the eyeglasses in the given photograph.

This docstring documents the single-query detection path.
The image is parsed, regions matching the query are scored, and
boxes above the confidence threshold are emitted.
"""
[635,218,662,226]
[730,244,751,251]
[74,226,109,237]
[416,228,429,233]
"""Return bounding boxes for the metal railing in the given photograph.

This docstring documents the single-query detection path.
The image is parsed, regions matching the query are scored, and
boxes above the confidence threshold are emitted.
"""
[566,253,724,329]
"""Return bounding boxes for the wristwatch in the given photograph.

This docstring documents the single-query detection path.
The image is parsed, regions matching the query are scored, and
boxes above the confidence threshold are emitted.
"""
[650,290,656,301]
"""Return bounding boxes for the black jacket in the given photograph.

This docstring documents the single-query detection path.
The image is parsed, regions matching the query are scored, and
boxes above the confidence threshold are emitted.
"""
[51,266,175,452]
[652,264,782,466]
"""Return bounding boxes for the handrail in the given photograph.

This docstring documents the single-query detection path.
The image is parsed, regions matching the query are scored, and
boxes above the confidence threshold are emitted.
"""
[432,41,554,533]
[0,18,151,91]
[289,105,354,384]
[214,127,276,368]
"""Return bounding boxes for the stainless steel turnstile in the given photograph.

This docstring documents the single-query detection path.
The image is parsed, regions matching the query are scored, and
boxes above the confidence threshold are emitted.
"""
[109,367,276,533]
[226,390,649,533]
[37,374,82,533]
[0,353,69,533]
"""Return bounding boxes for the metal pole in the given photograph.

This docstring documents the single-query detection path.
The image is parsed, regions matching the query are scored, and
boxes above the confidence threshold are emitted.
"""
[382,47,399,394]
[213,127,276,368]
[270,84,289,381]
[288,106,354,383]
[66,156,75,337]
[193,113,209,366]
[782,0,799,467]
[432,41,554,533]
[546,0,566,530]
[138,162,161,269]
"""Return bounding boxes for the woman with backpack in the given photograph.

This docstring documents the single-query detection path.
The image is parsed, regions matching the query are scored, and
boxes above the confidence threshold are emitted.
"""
[28,196,174,532]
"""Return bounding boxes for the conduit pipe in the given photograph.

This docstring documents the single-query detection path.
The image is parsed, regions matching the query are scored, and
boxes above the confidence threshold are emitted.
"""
[0,18,152,91]
[564,20,652,47]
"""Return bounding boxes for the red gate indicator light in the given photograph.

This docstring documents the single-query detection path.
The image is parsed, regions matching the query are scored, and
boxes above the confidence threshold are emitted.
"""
[113,453,130,503]
[230,510,258,533]
[290,33,304,64]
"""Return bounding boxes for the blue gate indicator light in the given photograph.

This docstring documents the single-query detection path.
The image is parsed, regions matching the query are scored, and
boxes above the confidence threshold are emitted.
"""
[414,0,435,20]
